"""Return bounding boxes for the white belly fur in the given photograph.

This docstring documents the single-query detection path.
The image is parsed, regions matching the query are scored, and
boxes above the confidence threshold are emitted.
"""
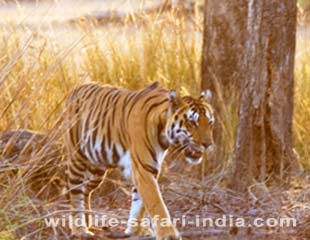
[117,148,168,180]
[118,151,132,179]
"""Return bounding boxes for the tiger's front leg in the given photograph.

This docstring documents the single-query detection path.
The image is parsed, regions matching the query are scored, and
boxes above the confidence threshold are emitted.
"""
[125,187,154,237]
[131,153,181,240]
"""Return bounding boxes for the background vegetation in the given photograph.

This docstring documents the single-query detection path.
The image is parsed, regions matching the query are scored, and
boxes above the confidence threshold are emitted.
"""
[0,1,309,239]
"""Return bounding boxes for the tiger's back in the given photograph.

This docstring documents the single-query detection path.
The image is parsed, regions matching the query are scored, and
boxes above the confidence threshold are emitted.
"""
[65,82,168,176]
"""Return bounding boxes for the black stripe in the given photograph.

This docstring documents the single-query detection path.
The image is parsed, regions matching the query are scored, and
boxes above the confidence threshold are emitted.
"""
[87,179,103,189]
[74,142,86,159]
[103,91,118,149]
[143,164,158,176]
[74,98,80,115]
[88,91,107,147]
[127,86,157,117]
[122,92,136,117]
[94,138,103,163]
[157,115,169,150]
[179,120,183,128]
[112,144,119,166]
[143,138,157,163]
[104,89,118,109]
[69,131,76,148]
[110,91,121,106]
[76,148,90,166]
[136,155,158,176]
[117,131,126,150]
[121,92,137,144]
[133,89,148,102]
[97,90,115,128]
[69,166,84,178]
[81,85,101,103]
[70,189,84,195]
[85,141,93,161]
[97,89,113,123]
[147,81,160,90]
[71,157,87,172]
[83,111,92,135]
[100,138,107,163]
[69,177,83,185]
[106,120,111,148]
[144,99,168,119]
[126,100,137,120]
[88,166,105,176]
[91,126,98,150]
[143,99,169,161]
[111,94,122,125]
[142,94,165,109]
[86,88,103,119]
[132,87,155,105]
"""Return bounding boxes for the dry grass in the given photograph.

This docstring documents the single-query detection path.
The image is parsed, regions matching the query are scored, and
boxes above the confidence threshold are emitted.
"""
[294,29,310,171]
[0,1,309,239]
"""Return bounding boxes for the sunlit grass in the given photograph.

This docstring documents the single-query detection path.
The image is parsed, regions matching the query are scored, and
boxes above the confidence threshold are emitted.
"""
[294,33,310,171]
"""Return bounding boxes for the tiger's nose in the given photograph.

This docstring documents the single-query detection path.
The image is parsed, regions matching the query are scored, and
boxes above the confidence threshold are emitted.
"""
[202,142,215,152]
[207,144,215,152]
[202,142,210,148]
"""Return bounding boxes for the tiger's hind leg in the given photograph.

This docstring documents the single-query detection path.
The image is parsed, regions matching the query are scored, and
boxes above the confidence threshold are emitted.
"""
[84,168,110,231]
[67,166,93,237]
[67,155,106,238]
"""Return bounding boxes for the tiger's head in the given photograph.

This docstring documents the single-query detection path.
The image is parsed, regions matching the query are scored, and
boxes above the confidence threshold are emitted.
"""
[165,89,215,165]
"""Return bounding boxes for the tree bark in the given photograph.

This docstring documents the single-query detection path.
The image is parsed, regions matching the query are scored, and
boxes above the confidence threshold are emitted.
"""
[201,1,248,171]
[201,0,300,190]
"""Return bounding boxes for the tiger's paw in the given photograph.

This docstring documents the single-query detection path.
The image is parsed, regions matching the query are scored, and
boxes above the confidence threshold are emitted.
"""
[157,226,182,240]
[71,227,94,239]
[125,225,154,237]
[160,232,182,240]
[161,235,182,240]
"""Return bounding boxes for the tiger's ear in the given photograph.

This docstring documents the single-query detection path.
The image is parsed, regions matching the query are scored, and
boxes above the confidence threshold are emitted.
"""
[168,90,182,115]
[200,89,212,103]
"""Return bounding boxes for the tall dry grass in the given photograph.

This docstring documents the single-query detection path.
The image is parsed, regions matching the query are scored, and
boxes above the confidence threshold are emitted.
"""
[294,28,310,171]
[0,2,309,239]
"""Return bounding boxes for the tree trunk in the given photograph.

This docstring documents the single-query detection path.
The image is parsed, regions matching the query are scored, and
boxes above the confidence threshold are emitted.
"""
[201,0,300,190]
[201,1,248,171]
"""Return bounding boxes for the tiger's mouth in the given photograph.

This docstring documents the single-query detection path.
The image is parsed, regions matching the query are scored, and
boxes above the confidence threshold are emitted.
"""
[184,145,204,165]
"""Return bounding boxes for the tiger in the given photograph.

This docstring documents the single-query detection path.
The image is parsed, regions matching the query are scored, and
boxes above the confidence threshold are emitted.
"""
[63,81,215,240]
